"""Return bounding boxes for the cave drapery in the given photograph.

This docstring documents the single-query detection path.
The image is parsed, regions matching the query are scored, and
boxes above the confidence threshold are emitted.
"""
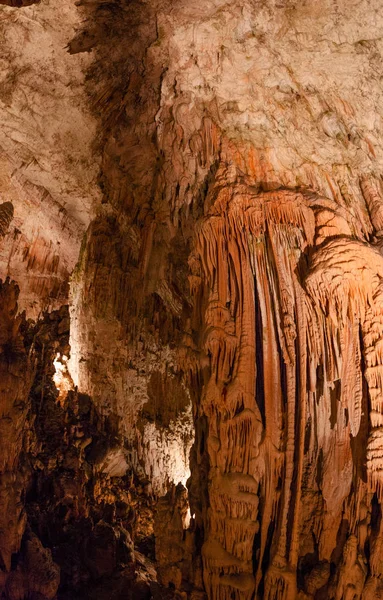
[1,0,383,599]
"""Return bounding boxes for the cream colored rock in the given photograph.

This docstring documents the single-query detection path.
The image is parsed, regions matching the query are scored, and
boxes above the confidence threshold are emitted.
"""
[0,0,101,316]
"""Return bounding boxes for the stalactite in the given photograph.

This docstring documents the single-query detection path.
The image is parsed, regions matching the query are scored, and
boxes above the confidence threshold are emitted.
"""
[189,180,383,600]
[0,202,13,238]
[360,175,383,234]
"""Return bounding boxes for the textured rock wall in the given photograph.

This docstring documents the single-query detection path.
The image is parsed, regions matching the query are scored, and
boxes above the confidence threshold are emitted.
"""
[71,1,383,596]
[0,0,100,316]
[0,278,34,573]
[1,0,383,598]
[68,212,194,494]
[0,289,160,599]
[0,278,63,600]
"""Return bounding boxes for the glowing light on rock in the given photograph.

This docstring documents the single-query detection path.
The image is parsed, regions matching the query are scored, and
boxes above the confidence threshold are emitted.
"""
[53,353,73,402]
[184,507,191,529]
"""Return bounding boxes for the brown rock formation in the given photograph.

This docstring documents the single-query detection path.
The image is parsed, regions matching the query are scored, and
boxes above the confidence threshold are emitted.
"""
[155,482,192,590]
[0,0,39,6]
[0,277,61,598]
[0,277,32,572]
[185,178,383,599]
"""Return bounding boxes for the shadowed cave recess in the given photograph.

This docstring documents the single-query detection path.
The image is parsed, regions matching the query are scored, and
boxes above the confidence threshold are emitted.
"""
[1,0,383,599]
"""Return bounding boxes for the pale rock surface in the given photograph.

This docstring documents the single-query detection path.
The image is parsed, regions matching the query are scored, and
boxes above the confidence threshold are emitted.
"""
[0,0,101,316]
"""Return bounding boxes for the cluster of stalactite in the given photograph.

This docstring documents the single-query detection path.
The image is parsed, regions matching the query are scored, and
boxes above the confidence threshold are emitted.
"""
[185,168,383,600]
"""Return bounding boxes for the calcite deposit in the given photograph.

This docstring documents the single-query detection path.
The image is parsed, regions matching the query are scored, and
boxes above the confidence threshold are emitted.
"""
[0,0,383,598]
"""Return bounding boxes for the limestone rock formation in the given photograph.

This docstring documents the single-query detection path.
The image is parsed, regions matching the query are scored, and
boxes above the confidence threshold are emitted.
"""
[154,482,192,590]
[0,0,39,6]
[1,0,383,599]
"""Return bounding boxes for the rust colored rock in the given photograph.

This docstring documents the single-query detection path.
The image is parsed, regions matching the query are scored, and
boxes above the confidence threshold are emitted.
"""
[185,182,383,599]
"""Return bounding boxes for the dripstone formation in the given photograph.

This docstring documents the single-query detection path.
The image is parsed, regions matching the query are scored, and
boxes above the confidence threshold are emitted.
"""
[0,0,383,599]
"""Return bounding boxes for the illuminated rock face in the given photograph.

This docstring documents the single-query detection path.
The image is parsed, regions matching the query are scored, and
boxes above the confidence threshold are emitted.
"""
[186,179,383,599]
[1,0,383,598]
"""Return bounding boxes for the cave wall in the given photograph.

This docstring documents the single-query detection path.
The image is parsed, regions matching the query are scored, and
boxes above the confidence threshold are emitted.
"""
[0,0,383,598]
